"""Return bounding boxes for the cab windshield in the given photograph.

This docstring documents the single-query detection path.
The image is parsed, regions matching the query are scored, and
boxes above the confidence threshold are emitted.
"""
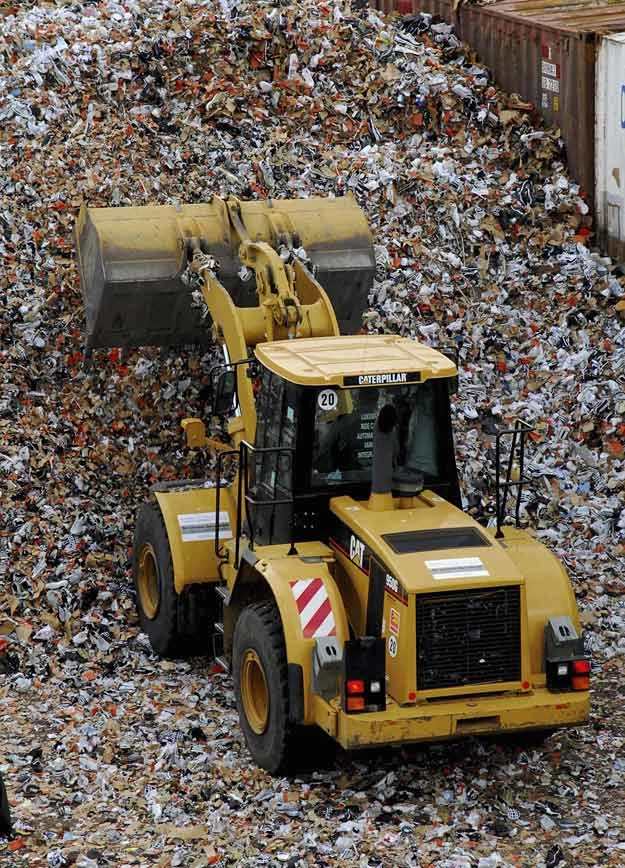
[311,381,440,488]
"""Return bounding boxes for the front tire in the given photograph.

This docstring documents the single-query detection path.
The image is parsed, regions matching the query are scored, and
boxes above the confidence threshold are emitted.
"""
[233,600,296,774]
[132,502,216,658]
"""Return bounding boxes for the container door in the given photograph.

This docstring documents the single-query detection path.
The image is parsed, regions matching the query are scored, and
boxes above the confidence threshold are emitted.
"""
[596,34,625,263]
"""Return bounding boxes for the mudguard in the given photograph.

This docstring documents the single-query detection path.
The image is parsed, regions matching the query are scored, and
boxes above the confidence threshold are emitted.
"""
[496,527,581,675]
[152,483,236,594]
[228,551,349,724]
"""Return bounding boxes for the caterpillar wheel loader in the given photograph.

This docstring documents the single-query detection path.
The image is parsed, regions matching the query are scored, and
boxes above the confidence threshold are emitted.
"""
[75,195,590,773]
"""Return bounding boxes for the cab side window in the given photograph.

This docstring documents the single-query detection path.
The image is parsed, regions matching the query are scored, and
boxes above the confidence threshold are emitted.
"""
[251,369,298,544]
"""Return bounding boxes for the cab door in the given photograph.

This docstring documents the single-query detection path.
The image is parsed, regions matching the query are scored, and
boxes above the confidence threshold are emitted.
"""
[249,368,298,546]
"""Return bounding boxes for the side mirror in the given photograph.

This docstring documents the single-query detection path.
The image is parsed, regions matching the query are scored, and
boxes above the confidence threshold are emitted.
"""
[181,417,207,448]
[212,368,237,416]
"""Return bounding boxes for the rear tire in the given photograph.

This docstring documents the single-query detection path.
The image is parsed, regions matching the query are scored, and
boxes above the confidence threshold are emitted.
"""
[233,600,297,774]
[132,502,217,658]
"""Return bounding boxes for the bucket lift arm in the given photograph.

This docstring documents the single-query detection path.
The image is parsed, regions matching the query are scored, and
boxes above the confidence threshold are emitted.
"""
[188,200,339,444]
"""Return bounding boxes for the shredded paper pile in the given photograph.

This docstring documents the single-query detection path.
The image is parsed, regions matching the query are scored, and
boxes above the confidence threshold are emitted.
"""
[1,1,624,866]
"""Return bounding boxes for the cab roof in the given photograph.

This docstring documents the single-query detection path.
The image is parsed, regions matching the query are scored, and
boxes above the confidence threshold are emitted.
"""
[254,334,457,387]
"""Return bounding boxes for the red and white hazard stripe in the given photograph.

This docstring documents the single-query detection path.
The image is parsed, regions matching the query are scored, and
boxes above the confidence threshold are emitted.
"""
[289,578,336,639]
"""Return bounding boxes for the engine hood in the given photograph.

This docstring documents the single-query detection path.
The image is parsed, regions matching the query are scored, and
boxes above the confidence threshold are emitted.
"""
[329,492,524,592]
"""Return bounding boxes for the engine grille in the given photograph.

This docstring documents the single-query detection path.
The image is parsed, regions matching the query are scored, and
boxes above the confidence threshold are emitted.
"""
[416,585,521,691]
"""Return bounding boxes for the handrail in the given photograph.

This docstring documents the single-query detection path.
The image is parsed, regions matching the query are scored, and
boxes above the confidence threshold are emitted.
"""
[214,448,240,560]
[239,440,296,559]
[494,419,533,539]
[213,439,297,569]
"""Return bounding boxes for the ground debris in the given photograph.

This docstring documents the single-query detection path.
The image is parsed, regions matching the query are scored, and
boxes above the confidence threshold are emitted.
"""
[1,2,624,866]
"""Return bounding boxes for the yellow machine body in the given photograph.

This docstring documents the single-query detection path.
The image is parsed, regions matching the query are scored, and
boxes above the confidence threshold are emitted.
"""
[152,467,588,746]
[327,685,588,749]
[217,492,588,747]
[77,195,589,766]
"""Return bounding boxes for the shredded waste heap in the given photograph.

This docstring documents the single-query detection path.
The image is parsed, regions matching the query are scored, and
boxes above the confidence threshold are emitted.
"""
[1,2,624,866]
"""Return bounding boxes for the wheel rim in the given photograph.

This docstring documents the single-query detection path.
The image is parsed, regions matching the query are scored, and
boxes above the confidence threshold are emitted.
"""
[138,544,159,620]
[241,649,269,734]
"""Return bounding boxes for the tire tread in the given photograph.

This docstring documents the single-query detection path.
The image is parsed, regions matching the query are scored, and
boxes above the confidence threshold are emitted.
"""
[233,599,298,774]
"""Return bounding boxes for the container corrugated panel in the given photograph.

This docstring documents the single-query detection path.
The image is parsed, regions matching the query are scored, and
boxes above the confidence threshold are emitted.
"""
[371,1,625,32]
[595,32,625,262]
[488,0,625,34]
[369,0,625,257]
[458,3,600,203]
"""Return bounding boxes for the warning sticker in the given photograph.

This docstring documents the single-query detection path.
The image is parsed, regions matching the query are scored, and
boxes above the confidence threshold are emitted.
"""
[425,556,489,580]
[389,607,400,636]
[289,578,336,639]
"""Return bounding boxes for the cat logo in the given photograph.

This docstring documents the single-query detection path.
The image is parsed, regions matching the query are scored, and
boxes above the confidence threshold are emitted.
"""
[349,534,365,568]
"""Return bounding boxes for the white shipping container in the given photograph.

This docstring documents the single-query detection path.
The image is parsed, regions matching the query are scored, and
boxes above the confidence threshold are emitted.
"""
[594,33,625,263]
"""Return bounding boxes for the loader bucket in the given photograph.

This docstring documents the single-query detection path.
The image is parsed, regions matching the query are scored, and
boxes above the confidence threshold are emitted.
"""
[75,196,376,350]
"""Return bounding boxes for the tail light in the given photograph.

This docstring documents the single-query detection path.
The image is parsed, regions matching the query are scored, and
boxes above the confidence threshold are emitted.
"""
[342,637,386,714]
[545,617,590,692]
[571,659,590,691]
[347,680,365,695]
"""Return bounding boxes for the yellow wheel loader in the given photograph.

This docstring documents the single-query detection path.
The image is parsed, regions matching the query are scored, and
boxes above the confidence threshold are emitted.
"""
[76,195,590,773]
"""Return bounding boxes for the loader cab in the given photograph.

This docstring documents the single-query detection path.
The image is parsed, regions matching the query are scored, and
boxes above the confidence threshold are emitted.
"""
[307,380,452,494]
[249,336,462,547]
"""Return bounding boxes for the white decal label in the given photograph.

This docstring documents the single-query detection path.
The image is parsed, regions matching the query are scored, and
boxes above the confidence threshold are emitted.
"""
[177,511,232,542]
[386,573,399,594]
[388,635,398,658]
[425,557,489,580]
[541,60,557,78]
[541,75,560,94]
[317,389,338,411]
